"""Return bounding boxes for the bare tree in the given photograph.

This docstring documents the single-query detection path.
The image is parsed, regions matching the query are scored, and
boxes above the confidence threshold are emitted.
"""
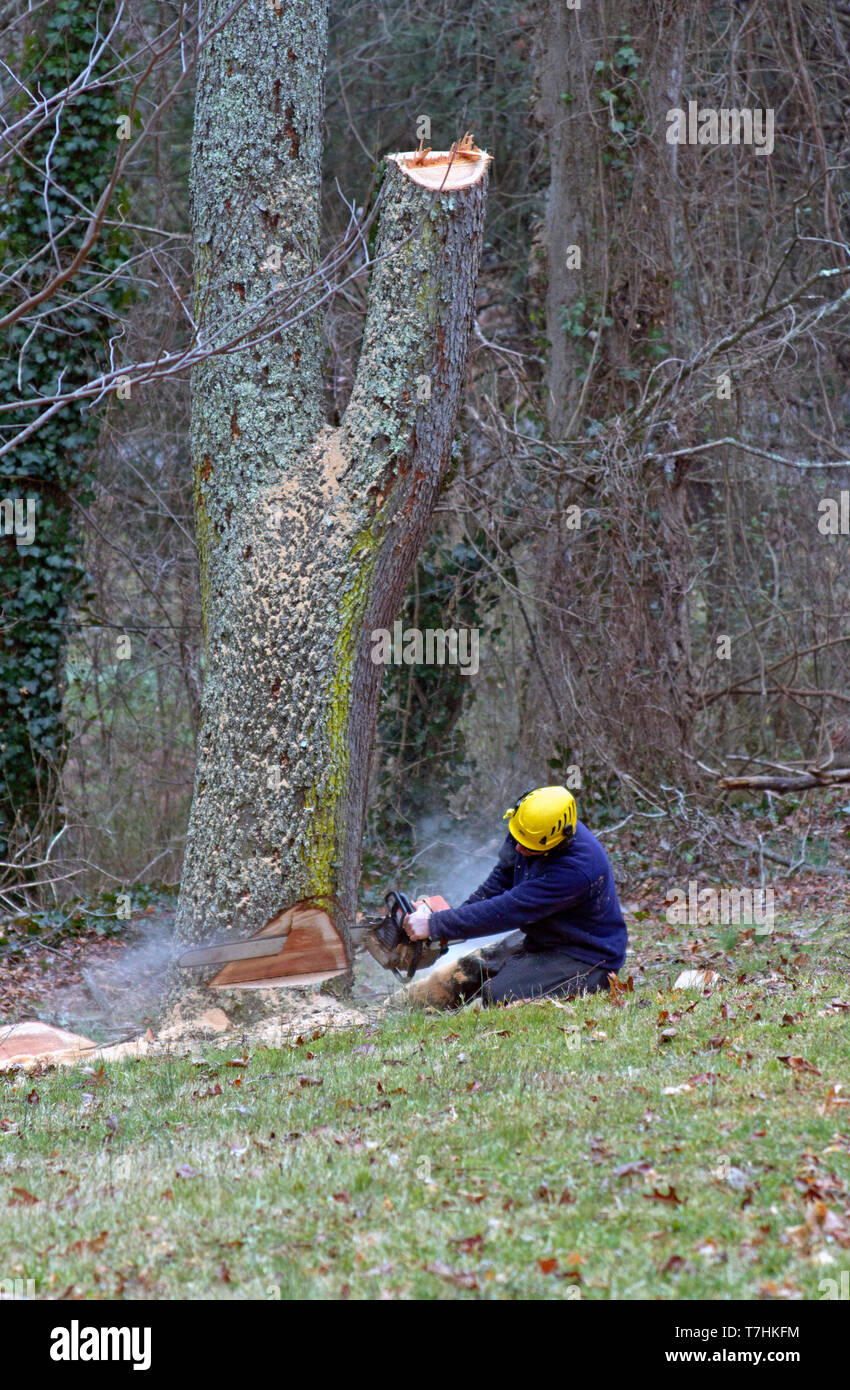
[470,0,850,803]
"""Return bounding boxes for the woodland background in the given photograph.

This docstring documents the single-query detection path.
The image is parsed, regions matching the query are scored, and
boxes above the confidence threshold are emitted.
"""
[2,0,850,918]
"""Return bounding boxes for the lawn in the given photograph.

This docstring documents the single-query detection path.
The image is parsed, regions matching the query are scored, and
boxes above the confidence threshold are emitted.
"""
[2,909,849,1301]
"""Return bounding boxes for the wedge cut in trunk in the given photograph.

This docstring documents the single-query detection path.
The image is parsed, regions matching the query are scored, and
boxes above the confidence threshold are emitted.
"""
[167,0,489,1020]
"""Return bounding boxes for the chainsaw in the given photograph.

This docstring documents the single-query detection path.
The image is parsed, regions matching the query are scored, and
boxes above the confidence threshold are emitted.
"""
[354,889,450,982]
[175,889,449,988]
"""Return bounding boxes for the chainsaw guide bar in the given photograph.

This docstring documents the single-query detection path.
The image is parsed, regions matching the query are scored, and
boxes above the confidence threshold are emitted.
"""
[177,935,289,968]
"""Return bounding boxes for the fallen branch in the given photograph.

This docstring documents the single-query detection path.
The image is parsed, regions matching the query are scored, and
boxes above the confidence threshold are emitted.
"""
[719,769,850,792]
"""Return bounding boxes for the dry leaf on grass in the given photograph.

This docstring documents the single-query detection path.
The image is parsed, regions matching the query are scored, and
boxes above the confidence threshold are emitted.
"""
[758,1280,803,1300]
[806,1201,850,1247]
[778,1055,821,1075]
[450,1233,484,1254]
[607,974,634,1005]
[643,1185,684,1205]
[425,1260,478,1290]
[67,1230,109,1255]
[8,1186,38,1206]
[614,1161,655,1179]
[824,1084,850,1109]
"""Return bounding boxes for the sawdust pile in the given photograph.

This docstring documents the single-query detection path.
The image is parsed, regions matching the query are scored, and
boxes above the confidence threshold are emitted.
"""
[0,993,372,1072]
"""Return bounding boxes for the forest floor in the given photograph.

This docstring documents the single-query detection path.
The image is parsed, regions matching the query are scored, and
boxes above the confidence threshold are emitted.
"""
[4,794,850,1034]
[1,886,849,1299]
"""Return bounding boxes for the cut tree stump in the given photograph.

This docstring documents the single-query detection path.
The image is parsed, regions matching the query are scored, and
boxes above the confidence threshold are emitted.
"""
[0,1021,97,1066]
[393,134,491,189]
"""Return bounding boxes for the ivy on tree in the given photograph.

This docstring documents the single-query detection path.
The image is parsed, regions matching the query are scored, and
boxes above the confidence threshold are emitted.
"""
[0,0,134,848]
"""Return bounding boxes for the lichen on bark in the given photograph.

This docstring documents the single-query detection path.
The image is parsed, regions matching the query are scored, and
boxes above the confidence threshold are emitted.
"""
[168,1,488,1018]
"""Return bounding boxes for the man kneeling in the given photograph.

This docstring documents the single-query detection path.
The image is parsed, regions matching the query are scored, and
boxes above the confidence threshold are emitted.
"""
[402,785,627,1009]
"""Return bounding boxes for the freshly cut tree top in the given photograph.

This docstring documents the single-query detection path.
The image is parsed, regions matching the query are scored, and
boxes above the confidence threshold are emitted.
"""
[392,133,492,189]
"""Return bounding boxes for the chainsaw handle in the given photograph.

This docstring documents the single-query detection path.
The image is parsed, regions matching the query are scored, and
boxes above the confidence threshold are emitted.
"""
[384,889,415,929]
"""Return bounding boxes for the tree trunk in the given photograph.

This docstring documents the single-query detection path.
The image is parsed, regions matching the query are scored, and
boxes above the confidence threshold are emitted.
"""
[168,0,488,1019]
[534,0,599,436]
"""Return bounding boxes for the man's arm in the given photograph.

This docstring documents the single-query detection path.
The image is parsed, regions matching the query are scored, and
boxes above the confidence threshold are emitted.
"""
[428,862,591,943]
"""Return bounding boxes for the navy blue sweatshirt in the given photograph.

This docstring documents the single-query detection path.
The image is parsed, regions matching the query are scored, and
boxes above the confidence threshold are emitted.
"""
[427,821,627,971]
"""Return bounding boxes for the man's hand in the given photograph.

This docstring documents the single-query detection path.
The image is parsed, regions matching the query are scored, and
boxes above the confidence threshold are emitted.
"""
[403,901,432,941]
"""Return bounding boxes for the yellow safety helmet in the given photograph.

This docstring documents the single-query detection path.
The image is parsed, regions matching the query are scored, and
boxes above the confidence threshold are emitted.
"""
[504,785,577,852]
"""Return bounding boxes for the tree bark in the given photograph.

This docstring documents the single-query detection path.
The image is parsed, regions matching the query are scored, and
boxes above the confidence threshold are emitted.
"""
[534,0,602,436]
[168,0,488,1018]
[719,770,850,793]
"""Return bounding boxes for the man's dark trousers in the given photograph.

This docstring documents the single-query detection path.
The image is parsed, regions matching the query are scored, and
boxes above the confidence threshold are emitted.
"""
[416,930,612,1007]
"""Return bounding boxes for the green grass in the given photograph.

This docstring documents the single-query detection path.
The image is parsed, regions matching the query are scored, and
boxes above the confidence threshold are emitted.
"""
[2,932,850,1299]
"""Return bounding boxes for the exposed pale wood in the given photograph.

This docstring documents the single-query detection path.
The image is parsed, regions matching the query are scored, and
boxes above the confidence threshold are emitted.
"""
[215,969,347,991]
[0,1021,97,1066]
[210,904,347,989]
[393,137,491,189]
